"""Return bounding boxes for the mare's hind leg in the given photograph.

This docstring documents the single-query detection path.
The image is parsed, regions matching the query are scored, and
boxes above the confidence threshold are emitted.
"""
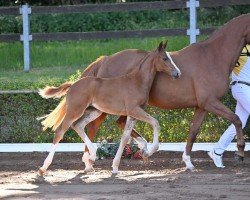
[112,117,137,174]
[71,109,103,172]
[117,116,148,159]
[129,107,160,157]
[204,99,245,160]
[182,108,207,170]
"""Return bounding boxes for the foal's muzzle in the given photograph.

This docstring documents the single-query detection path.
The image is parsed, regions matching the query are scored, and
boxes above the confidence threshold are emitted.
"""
[172,70,181,79]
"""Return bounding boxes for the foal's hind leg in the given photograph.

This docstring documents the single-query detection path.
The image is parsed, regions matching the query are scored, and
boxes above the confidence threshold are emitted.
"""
[38,100,88,176]
[112,117,137,173]
[71,109,103,172]
[117,116,148,159]
[38,115,75,176]
[129,107,160,157]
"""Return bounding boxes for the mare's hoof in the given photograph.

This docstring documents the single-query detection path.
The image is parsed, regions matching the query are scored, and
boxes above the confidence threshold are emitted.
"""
[112,170,119,174]
[234,153,244,163]
[185,165,195,172]
[38,168,46,176]
[112,166,119,174]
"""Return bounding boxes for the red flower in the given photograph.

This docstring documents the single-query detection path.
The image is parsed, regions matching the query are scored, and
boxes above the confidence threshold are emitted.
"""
[133,150,142,159]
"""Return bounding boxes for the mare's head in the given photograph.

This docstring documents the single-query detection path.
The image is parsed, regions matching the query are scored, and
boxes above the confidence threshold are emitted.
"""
[153,41,181,79]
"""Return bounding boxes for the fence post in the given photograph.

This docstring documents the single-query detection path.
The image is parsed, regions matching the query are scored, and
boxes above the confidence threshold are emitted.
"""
[187,0,200,44]
[20,4,32,72]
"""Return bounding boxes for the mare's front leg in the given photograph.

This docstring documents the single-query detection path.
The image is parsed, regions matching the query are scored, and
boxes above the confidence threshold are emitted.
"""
[182,108,207,170]
[204,98,245,161]
[112,117,137,174]
[117,116,148,160]
[71,109,103,172]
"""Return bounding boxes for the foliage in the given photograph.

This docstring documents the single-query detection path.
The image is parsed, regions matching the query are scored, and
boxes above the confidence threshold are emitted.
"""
[96,140,141,160]
[0,92,249,143]
[0,6,249,35]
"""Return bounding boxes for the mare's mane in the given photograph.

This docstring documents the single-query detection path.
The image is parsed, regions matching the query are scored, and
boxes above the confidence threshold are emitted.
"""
[201,14,249,44]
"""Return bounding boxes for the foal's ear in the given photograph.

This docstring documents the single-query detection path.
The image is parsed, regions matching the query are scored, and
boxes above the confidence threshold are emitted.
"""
[157,41,164,52]
[162,40,168,50]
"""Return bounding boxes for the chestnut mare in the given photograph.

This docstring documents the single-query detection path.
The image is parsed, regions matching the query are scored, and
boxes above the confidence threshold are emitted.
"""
[38,42,180,175]
[71,14,250,171]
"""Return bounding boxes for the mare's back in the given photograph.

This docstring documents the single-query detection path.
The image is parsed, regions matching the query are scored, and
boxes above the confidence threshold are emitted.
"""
[96,49,148,78]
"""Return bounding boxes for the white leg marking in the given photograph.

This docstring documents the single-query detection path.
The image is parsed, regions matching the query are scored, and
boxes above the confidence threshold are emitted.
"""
[72,110,102,165]
[112,117,136,173]
[182,150,195,171]
[82,151,94,172]
[147,119,160,157]
[40,143,58,172]
[134,136,147,150]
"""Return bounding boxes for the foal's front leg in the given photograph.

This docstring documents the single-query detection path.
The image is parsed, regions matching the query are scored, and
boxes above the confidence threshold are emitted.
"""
[130,107,160,157]
[117,116,149,159]
[112,117,137,174]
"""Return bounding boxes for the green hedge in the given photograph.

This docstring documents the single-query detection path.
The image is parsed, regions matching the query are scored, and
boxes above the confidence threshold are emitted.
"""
[0,92,249,143]
[0,6,249,34]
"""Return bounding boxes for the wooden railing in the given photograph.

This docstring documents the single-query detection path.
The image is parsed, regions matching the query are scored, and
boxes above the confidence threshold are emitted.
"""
[0,0,249,71]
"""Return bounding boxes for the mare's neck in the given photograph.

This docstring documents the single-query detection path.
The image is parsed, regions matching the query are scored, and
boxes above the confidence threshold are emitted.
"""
[204,15,249,73]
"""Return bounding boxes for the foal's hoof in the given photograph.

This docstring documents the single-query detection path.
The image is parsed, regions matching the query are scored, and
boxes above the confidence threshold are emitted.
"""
[141,149,149,163]
[234,152,244,163]
[84,166,94,173]
[89,159,95,166]
[141,148,149,158]
[38,168,46,176]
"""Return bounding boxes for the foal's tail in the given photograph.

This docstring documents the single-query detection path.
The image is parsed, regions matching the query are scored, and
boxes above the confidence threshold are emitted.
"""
[38,82,73,99]
[38,82,73,131]
[39,97,67,131]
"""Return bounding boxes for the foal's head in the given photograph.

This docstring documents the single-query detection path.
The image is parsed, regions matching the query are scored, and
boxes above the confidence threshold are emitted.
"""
[153,41,181,79]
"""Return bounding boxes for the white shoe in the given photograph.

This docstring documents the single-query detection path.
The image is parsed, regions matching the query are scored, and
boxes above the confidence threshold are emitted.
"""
[208,150,225,168]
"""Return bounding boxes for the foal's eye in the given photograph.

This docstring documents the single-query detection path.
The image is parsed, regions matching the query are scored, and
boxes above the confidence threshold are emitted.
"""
[163,57,168,61]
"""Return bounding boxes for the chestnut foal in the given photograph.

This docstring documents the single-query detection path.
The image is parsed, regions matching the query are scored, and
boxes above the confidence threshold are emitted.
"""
[38,41,180,175]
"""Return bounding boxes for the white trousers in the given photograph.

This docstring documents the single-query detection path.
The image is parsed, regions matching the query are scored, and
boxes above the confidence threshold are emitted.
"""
[214,83,250,154]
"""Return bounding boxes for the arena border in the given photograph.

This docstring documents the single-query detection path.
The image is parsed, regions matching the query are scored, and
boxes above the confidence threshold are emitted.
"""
[0,142,249,152]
